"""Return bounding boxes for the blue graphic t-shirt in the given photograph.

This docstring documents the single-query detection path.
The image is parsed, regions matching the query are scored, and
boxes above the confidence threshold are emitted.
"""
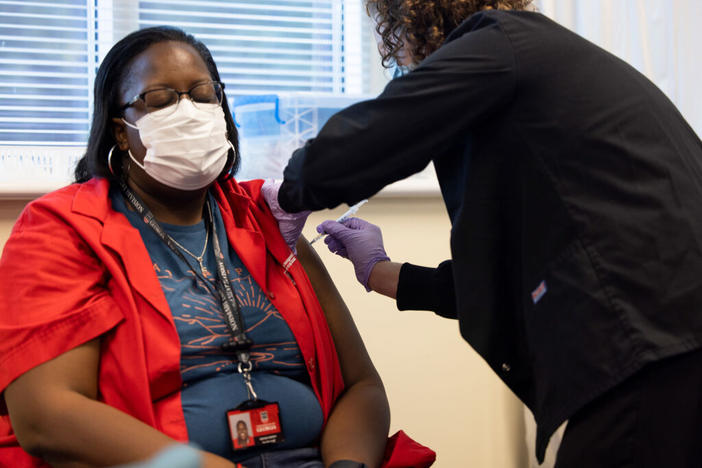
[111,189,323,462]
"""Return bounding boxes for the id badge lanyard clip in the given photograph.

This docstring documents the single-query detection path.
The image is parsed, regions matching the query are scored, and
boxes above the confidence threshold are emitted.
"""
[238,360,258,400]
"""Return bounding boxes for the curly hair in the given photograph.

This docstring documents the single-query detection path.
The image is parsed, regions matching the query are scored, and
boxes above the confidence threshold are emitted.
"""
[367,0,534,67]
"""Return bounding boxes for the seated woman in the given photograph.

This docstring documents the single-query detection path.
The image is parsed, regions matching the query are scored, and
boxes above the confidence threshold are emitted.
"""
[0,27,433,468]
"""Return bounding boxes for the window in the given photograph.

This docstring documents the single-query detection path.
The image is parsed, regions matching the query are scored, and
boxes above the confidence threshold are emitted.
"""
[138,0,357,95]
[0,0,95,146]
[0,0,372,194]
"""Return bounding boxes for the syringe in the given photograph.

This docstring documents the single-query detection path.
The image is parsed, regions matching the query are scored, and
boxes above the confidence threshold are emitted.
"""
[309,199,369,244]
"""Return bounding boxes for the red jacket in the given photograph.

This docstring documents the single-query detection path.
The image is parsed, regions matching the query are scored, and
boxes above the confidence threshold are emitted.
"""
[0,178,434,467]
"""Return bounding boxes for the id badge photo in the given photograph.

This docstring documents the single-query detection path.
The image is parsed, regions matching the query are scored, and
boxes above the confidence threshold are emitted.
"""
[227,399,284,451]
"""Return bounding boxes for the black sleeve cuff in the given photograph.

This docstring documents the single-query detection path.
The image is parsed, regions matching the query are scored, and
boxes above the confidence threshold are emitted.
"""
[397,263,439,311]
[397,261,457,319]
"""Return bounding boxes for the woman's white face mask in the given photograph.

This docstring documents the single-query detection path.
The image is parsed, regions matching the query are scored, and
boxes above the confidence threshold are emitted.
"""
[123,99,232,191]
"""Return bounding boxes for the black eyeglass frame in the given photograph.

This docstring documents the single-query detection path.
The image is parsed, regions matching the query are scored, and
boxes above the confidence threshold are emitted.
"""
[119,80,225,113]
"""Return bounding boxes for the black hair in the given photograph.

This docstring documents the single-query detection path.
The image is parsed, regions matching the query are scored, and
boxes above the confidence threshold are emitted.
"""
[73,26,239,183]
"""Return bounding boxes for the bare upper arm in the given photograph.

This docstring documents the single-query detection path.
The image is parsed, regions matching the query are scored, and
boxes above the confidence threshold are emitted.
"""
[5,339,100,446]
[295,237,381,387]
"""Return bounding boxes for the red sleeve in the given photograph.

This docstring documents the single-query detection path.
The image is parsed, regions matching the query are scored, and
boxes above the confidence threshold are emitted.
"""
[0,199,124,404]
[236,179,266,209]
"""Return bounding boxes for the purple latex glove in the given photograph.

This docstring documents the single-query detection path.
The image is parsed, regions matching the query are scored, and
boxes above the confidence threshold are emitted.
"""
[317,217,390,291]
[261,179,311,253]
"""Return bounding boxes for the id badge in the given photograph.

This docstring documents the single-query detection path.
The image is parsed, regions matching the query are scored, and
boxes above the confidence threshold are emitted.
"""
[227,400,284,451]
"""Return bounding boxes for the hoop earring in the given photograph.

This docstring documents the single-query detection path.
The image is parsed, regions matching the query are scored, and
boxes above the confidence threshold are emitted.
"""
[107,145,118,176]
[219,140,237,180]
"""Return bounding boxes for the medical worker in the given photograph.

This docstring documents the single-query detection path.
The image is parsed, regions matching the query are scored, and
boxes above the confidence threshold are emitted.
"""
[262,0,702,466]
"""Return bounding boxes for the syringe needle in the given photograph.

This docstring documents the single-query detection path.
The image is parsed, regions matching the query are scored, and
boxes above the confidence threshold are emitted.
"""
[309,199,369,244]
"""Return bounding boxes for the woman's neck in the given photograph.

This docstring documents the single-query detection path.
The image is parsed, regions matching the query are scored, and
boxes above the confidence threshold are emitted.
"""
[125,177,209,226]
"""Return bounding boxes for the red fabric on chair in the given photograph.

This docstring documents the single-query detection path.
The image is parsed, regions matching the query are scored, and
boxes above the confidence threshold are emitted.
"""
[382,430,436,468]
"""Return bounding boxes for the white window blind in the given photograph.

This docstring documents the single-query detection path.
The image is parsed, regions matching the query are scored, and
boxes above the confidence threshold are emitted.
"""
[0,0,95,146]
[135,0,362,96]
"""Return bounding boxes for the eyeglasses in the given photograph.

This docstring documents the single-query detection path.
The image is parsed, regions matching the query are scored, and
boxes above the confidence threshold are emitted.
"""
[120,81,225,115]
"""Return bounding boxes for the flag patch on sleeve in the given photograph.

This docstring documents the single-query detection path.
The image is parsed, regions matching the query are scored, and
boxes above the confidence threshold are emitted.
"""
[531,280,547,304]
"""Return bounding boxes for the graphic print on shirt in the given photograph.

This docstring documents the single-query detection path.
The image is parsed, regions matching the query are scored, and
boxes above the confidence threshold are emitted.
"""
[154,261,306,384]
[109,189,324,456]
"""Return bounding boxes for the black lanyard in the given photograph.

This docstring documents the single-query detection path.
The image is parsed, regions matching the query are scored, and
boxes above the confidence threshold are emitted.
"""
[118,180,253,365]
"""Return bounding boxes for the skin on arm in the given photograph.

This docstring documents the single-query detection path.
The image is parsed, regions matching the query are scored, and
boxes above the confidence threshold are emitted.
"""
[296,237,391,468]
[4,339,235,468]
[367,261,402,299]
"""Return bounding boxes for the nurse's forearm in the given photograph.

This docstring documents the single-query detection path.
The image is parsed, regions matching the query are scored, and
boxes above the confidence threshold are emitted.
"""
[367,261,402,299]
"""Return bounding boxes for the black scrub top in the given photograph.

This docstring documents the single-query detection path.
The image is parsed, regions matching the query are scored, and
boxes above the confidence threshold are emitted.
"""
[279,10,702,461]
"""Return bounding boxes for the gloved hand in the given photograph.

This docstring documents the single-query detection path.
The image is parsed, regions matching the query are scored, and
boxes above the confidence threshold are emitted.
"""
[317,217,390,291]
[261,179,311,253]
